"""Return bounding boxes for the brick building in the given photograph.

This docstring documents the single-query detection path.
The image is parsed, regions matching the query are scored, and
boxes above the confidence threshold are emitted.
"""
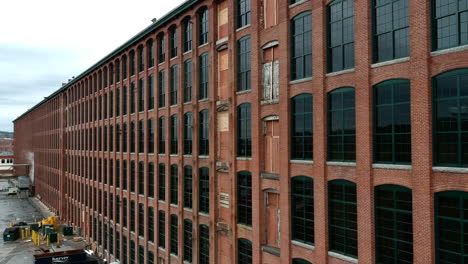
[13,0,468,263]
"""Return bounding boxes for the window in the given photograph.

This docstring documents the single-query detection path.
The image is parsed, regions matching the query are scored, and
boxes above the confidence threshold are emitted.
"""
[327,88,356,161]
[237,0,251,28]
[199,225,210,264]
[130,200,135,232]
[148,39,155,68]
[238,239,252,264]
[434,69,468,167]
[433,0,468,50]
[184,112,193,155]
[292,259,312,264]
[291,176,314,245]
[199,167,209,214]
[131,121,136,153]
[122,235,128,263]
[122,55,128,79]
[138,203,144,237]
[138,162,144,195]
[148,251,154,264]
[130,50,136,76]
[237,171,252,226]
[328,180,358,258]
[116,59,121,82]
[130,240,135,264]
[158,210,165,248]
[131,82,136,114]
[435,191,468,263]
[237,36,251,91]
[104,67,108,87]
[170,214,178,255]
[116,160,120,189]
[183,19,193,52]
[158,34,166,63]
[375,185,413,264]
[291,12,312,80]
[184,166,193,209]
[138,78,145,112]
[138,246,144,264]
[170,115,178,154]
[199,110,209,155]
[123,86,128,116]
[138,45,144,72]
[374,79,411,164]
[159,117,166,154]
[170,27,178,58]
[199,8,209,45]
[183,219,193,262]
[327,0,355,72]
[199,53,209,100]
[148,118,155,154]
[158,163,166,201]
[184,59,193,102]
[122,122,128,153]
[373,0,409,62]
[123,161,128,190]
[170,65,178,105]
[130,161,136,192]
[148,163,154,198]
[138,120,144,153]
[170,164,178,205]
[158,70,166,108]
[148,74,154,110]
[291,94,313,160]
[237,103,252,157]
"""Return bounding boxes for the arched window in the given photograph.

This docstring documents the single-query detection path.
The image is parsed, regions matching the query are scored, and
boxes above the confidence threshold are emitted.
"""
[327,0,354,72]
[170,164,178,205]
[327,87,355,162]
[198,52,209,99]
[170,26,178,58]
[199,224,210,264]
[129,50,136,76]
[148,206,154,242]
[170,214,178,255]
[130,160,136,192]
[435,191,468,263]
[170,64,179,105]
[183,219,193,262]
[183,165,193,209]
[291,176,314,245]
[198,7,209,45]
[122,55,128,79]
[199,167,210,214]
[199,109,209,155]
[158,69,166,108]
[237,103,252,157]
[183,18,193,52]
[375,184,413,263]
[291,93,313,160]
[237,35,251,92]
[238,238,252,264]
[433,69,468,167]
[292,259,312,264]
[184,112,193,155]
[374,79,411,164]
[291,11,312,80]
[158,33,166,63]
[183,59,193,102]
[147,39,154,68]
[328,180,357,258]
[158,163,166,201]
[170,114,178,154]
[237,171,252,226]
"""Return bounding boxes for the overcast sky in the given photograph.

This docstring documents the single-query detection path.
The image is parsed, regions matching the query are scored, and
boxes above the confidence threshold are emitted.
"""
[0,0,185,132]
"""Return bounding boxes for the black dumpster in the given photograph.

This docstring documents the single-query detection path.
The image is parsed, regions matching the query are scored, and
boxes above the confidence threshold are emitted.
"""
[3,227,19,241]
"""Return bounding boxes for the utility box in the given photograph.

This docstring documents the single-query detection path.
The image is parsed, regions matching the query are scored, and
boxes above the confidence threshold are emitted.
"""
[3,227,19,241]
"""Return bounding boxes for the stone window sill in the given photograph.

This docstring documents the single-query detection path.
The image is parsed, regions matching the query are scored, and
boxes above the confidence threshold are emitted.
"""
[372,164,411,171]
[431,44,468,57]
[432,166,468,174]
[327,161,356,167]
[289,0,309,9]
[292,240,315,250]
[326,68,355,77]
[236,24,251,32]
[328,252,358,263]
[290,77,312,85]
[290,160,313,165]
[371,57,410,68]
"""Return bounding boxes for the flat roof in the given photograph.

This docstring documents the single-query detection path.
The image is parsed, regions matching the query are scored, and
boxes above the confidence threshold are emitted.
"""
[13,0,200,122]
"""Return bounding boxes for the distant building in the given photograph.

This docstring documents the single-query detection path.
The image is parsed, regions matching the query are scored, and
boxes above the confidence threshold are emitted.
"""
[0,138,13,153]
[0,152,14,176]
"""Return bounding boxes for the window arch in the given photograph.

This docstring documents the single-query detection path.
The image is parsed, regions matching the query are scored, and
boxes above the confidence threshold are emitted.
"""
[237,171,252,226]
[238,238,252,264]
[169,25,178,58]
[291,176,314,245]
[147,39,154,68]
[237,103,252,157]
[199,167,210,214]
[291,11,312,80]
[375,184,413,263]
[433,69,468,167]
[198,7,209,45]
[327,87,355,162]
[374,79,411,164]
[328,180,357,258]
[183,18,193,52]
[435,191,468,263]
[158,33,166,63]
[292,258,312,264]
[291,93,313,160]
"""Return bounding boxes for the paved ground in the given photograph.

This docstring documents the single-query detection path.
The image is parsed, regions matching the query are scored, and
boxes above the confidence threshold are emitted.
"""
[0,179,89,264]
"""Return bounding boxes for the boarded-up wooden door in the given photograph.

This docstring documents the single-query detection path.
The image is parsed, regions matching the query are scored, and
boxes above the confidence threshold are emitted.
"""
[266,191,280,247]
[264,120,280,174]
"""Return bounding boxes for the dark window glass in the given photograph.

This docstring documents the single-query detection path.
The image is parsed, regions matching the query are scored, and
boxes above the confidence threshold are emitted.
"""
[170,214,178,255]
[158,210,165,248]
[170,115,178,154]
[122,122,128,153]
[237,36,251,91]
[170,27,178,58]
[122,55,128,79]
[375,185,413,264]
[291,176,314,245]
[434,69,468,167]
[199,53,209,100]
[199,167,209,214]
[148,74,154,110]
[158,34,166,63]
[130,161,136,193]
[123,198,127,227]
[138,46,144,72]
[374,79,411,164]
[237,103,252,157]
[138,78,144,112]
[148,162,154,198]
[158,70,166,108]
[148,251,154,264]
[148,39,155,68]
[184,59,193,102]
[435,191,468,263]
[116,60,121,82]
[123,161,128,191]
[130,200,135,232]
[184,166,193,209]
[116,87,120,117]
[130,82,136,114]
[238,239,252,264]
[158,163,166,201]
[327,0,355,72]
[138,246,144,264]
[292,259,312,264]
[199,8,209,45]
[199,110,209,156]
[237,0,251,28]
[138,120,144,154]
[199,225,210,264]
[328,180,358,258]
[184,112,193,155]
[130,240,135,264]
[148,118,155,154]
[159,117,166,154]
[237,171,252,226]
[122,86,128,116]
[170,65,178,105]
[138,203,144,237]
[170,164,178,205]
[327,88,356,161]
[184,19,193,52]
[183,219,193,262]
[130,50,136,76]
[130,121,136,153]
[373,0,409,62]
[138,161,144,195]
[291,12,312,80]
[433,0,468,50]
[291,94,313,160]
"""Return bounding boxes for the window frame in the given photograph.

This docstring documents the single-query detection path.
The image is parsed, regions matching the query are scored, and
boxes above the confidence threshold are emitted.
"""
[291,93,314,160]
[431,0,468,51]
[237,171,252,226]
[237,103,252,157]
[291,176,314,245]
[291,11,313,81]
[237,36,251,92]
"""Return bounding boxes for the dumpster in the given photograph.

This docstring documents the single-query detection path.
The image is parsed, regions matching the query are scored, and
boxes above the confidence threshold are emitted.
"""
[62,226,73,236]
[48,232,58,243]
[3,227,19,241]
